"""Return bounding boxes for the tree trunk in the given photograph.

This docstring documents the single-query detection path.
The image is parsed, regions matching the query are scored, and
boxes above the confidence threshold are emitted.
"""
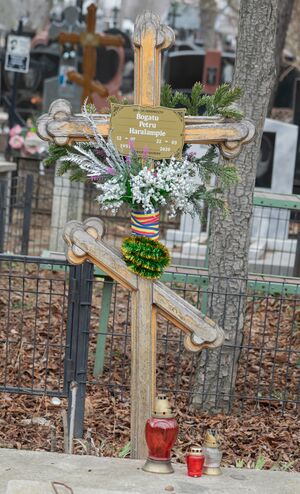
[199,0,218,49]
[193,0,279,412]
[268,0,295,114]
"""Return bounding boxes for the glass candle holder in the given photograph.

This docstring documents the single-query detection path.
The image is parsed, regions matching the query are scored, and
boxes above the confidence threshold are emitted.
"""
[203,429,222,475]
[142,394,178,474]
[186,447,205,477]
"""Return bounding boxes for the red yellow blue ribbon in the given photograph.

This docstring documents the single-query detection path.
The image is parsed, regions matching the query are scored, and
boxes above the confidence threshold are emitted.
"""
[131,210,160,240]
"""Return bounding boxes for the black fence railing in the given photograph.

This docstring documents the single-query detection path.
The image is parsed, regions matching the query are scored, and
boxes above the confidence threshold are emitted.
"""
[87,270,300,415]
[0,255,94,437]
[1,255,298,416]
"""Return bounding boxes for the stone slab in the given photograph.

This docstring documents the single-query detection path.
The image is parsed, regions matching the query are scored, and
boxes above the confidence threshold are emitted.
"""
[6,480,133,494]
[0,449,299,494]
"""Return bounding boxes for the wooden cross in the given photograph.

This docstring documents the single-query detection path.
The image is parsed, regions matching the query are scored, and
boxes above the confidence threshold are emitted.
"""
[37,11,255,459]
[57,3,124,104]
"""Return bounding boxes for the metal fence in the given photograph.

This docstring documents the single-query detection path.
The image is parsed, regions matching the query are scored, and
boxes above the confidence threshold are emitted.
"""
[1,254,299,443]
[166,194,300,276]
[0,254,94,437]
[88,267,300,415]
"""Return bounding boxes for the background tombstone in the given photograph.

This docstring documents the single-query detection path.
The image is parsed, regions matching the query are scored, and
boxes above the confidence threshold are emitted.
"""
[249,118,298,273]
[164,49,206,92]
[42,75,82,113]
[48,5,85,39]
[43,5,84,113]
[49,169,84,253]
[163,48,235,93]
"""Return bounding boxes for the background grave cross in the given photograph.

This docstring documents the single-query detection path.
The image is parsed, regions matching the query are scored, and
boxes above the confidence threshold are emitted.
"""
[37,11,255,460]
[56,3,124,104]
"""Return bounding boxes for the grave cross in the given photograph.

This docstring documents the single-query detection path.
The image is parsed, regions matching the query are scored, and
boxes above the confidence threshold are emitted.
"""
[56,3,124,104]
[37,11,255,460]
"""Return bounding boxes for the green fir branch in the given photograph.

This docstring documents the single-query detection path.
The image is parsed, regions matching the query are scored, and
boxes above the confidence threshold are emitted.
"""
[161,82,243,119]
[160,84,176,108]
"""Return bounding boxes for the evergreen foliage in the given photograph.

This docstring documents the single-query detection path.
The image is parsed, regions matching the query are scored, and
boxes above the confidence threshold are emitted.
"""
[161,82,243,119]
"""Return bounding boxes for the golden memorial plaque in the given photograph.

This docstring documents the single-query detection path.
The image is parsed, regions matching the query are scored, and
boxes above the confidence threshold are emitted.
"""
[110,104,185,159]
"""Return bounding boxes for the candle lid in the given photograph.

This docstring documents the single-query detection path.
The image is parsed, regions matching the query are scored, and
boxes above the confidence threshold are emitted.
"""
[153,394,174,418]
[190,446,203,456]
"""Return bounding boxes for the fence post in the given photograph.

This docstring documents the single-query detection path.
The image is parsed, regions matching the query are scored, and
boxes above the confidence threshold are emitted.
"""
[293,230,300,277]
[93,276,114,377]
[65,261,94,438]
[21,174,33,255]
[0,181,6,252]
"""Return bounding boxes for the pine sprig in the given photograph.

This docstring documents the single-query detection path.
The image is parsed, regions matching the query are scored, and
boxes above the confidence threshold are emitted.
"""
[160,84,176,108]
[161,82,243,119]
[44,143,72,167]
[200,85,243,119]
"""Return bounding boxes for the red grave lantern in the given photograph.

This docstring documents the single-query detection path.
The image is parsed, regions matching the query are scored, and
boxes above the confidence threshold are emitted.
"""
[186,446,205,477]
[142,394,178,474]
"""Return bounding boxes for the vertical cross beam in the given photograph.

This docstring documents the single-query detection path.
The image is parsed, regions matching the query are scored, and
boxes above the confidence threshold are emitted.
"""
[133,12,174,106]
[131,278,156,458]
[130,12,175,458]
[82,3,97,101]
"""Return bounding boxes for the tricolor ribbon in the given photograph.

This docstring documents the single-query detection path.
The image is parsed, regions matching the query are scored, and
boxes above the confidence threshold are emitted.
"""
[131,210,160,240]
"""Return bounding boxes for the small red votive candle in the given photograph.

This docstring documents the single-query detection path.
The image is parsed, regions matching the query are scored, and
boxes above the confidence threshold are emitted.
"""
[186,446,205,477]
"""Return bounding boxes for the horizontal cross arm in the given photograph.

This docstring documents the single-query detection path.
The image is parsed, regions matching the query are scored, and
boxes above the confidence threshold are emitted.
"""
[93,33,124,47]
[37,99,255,157]
[184,119,255,158]
[37,99,110,145]
[58,32,80,44]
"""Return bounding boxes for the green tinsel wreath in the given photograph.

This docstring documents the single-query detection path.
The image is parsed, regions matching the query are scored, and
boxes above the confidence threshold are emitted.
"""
[121,236,171,279]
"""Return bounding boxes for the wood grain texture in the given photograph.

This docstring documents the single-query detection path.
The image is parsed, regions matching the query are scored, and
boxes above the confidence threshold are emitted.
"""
[131,278,155,458]
[133,11,174,106]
